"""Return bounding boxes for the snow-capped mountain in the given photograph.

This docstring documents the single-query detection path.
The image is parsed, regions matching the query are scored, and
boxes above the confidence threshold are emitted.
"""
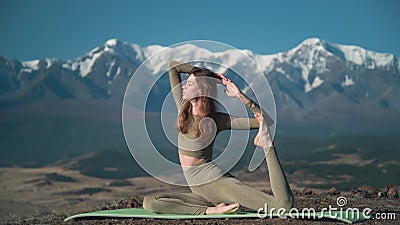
[1,38,399,135]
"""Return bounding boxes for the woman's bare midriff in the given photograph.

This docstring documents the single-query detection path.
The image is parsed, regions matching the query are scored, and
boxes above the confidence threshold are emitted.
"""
[179,154,206,167]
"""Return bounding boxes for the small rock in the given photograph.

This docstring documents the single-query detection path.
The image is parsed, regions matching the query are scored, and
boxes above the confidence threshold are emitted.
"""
[352,189,371,198]
[327,187,340,195]
[301,188,313,195]
[387,189,398,198]
[359,185,379,196]
[377,191,385,198]
[127,196,142,208]
[381,186,389,194]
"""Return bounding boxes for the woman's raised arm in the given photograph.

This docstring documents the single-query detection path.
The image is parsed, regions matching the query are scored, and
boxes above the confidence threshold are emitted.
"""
[168,61,196,109]
[221,77,274,128]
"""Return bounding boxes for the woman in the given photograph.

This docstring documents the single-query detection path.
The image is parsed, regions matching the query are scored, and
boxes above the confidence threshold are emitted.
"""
[143,61,294,214]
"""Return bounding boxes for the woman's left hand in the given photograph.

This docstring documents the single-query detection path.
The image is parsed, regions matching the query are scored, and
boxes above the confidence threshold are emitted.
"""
[216,73,242,99]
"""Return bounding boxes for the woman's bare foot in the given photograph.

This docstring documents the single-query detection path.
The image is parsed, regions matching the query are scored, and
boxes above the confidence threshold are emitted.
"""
[206,203,240,214]
[254,113,273,149]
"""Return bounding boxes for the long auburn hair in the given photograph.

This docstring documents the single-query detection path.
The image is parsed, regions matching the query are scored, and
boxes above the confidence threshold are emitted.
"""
[177,67,221,139]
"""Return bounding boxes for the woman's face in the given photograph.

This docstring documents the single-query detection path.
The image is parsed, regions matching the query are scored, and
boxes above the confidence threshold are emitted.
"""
[182,74,200,101]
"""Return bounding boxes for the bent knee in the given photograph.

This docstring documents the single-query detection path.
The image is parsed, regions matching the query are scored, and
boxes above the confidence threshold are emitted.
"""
[279,195,294,211]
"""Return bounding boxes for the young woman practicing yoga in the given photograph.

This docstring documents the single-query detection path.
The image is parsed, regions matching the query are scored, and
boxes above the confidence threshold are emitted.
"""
[143,61,294,214]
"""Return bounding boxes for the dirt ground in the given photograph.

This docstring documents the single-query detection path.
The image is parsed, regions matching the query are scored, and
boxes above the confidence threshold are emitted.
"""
[1,163,399,224]
[3,186,399,225]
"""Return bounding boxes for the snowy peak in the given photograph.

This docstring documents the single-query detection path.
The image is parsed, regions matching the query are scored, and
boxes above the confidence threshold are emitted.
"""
[289,38,396,70]
[287,38,329,59]
[105,38,120,47]
[21,59,40,72]
[323,41,395,69]
[290,38,326,53]
[20,58,59,73]
[102,39,140,62]
[61,39,141,77]
[257,37,399,93]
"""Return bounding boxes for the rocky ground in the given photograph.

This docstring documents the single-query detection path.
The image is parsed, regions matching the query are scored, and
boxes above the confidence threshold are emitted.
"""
[3,185,399,225]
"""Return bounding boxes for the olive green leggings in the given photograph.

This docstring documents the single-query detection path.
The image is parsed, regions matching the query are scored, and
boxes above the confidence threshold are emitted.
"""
[143,147,294,215]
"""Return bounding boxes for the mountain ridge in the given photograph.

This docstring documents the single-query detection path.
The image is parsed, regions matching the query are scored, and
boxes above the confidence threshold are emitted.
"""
[9,37,399,94]
[1,38,399,136]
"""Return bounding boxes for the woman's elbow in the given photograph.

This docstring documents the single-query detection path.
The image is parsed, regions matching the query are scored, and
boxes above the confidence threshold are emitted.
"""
[169,60,180,69]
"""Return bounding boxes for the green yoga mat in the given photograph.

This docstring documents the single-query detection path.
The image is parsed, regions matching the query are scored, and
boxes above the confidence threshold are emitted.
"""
[65,208,370,224]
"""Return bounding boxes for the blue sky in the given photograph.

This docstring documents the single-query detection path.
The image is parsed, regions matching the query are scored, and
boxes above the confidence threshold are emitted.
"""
[1,0,399,61]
